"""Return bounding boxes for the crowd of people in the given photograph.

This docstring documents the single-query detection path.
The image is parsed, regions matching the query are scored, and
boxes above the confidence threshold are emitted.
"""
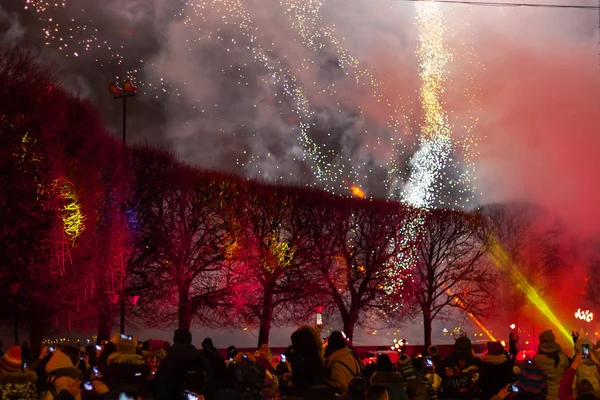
[0,326,598,400]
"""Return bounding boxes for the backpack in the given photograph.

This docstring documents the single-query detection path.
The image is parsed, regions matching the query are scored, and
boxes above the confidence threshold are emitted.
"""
[406,378,430,400]
[39,368,83,400]
[173,355,207,398]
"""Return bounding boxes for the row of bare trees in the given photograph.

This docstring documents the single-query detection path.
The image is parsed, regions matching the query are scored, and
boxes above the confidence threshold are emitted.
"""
[1,47,568,349]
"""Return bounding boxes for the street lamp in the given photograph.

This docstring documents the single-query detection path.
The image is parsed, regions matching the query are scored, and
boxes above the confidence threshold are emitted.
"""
[111,293,139,334]
[108,80,137,149]
[9,279,21,346]
[314,306,324,329]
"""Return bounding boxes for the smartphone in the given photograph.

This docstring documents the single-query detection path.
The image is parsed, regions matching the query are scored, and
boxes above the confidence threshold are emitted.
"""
[281,354,287,363]
[83,381,93,391]
[120,334,133,340]
[242,353,248,359]
[23,362,28,370]
[184,391,199,400]
[229,357,233,362]
[95,344,102,351]
[80,356,84,361]
[92,366,99,376]
[509,384,519,393]
[49,346,56,352]
[425,356,433,368]
[582,344,590,359]
[316,313,323,327]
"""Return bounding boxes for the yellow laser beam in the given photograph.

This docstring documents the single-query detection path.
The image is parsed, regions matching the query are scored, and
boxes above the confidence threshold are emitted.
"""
[446,288,496,342]
[489,238,571,343]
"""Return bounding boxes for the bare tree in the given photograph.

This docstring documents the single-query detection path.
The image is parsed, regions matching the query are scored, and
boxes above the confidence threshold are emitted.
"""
[414,208,494,347]
[227,185,314,346]
[132,162,234,330]
[299,195,414,343]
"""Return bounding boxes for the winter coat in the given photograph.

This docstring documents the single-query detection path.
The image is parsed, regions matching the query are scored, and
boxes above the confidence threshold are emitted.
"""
[201,348,228,391]
[104,352,151,396]
[44,350,83,400]
[398,364,439,400]
[289,353,326,396]
[325,347,361,394]
[289,325,326,397]
[479,354,513,400]
[154,343,214,400]
[441,355,482,400]
[533,345,570,400]
[0,371,38,400]
[371,371,410,400]
[574,339,600,391]
[574,362,600,392]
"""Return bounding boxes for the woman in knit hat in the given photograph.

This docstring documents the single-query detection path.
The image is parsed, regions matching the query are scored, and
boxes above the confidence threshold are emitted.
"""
[0,346,38,400]
[532,330,569,400]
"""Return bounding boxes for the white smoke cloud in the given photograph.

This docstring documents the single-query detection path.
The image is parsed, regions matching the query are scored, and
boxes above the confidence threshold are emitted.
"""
[0,5,25,45]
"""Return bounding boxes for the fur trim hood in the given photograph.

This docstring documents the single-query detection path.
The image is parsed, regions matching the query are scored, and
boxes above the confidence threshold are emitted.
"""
[482,354,509,365]
[107,352,146,366]
[0,371,37,384]
[46,350,75,373]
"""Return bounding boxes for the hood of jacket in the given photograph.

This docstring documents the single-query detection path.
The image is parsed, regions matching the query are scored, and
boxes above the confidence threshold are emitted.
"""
[46,350,75,373]
[538,340,563,355]
[325,347,354,367]
[0,371,37,384]
[371,371,403,386]
[107,352,146,366]
[483,354,509,365]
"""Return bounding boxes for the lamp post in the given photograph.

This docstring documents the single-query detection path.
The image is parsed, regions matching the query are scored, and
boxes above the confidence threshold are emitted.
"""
[108,80,137,149]
[112,293,139,334]
[9,280,21,346]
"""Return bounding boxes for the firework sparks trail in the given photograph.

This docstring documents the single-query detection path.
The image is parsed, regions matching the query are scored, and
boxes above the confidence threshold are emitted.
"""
[403,0,453,209]
[384,1,456,299]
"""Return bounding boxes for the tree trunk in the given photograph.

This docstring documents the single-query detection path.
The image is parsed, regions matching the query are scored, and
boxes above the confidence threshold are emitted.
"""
[178,288,193,330]
[29,320,46,358]
[423,307,433,348]
[258,288,274,347]
[97,308,117,342]
[343,317,356,345]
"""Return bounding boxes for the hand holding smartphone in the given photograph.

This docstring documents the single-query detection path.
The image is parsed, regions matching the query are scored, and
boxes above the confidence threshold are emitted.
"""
[425,356,433,368]
[582,344,590,359]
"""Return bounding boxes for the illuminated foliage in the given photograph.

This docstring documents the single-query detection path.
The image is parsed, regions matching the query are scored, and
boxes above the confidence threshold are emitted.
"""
[59,180,86,243]
[264,231,294,272]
